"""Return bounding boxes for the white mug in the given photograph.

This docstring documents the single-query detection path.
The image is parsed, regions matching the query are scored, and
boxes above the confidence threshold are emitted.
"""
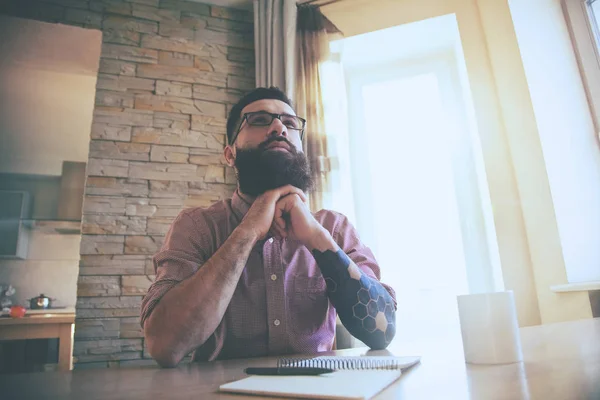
[456,290,523,364]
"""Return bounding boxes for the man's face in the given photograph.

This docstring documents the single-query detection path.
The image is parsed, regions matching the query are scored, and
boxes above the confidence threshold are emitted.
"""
[232,99,304,152]
[224,99,312,197]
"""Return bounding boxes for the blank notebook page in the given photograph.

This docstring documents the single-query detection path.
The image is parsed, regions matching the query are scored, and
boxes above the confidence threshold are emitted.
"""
[219,370,403,400]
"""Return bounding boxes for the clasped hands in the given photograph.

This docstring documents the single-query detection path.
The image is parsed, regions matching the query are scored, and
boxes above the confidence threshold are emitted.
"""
[238,185,332,252]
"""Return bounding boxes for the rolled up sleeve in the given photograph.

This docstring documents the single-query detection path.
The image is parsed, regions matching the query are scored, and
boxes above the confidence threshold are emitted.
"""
[140,210,208,328]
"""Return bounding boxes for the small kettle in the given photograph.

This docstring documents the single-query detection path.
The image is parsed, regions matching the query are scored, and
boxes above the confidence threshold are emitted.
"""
[29,294,54,309]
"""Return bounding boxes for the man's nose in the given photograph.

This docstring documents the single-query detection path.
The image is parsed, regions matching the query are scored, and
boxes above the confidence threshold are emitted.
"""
[267,117,288,138]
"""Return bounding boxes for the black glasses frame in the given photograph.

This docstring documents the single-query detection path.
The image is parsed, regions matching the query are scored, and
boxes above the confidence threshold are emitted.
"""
[230,111,306,145]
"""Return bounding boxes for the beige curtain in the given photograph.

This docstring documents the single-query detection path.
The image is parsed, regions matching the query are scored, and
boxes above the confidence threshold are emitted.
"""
[254,0,297,99]
[296,6,338,211]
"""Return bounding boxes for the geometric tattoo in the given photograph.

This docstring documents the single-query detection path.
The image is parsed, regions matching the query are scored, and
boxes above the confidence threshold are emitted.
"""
[312,249,396,349]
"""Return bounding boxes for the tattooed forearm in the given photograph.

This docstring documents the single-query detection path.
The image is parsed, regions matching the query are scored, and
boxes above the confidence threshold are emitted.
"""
[312,249,396,349]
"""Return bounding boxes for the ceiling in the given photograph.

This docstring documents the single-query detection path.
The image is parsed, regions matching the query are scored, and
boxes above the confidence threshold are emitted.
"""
[189,0,253,9]
[188,0,318,10]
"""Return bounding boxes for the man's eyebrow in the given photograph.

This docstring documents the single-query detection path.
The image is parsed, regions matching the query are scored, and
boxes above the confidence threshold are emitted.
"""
[249,110,296,117]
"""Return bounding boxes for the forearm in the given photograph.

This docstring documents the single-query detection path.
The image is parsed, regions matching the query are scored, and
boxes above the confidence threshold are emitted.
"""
[308,231,396,349]
[144,225,258,367]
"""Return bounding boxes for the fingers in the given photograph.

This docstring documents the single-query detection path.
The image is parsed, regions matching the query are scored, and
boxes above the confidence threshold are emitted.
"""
[273,193,303,239]
[270,220,287,239]
[274,210,287,231]
[297,191,308,203]
[273,197,289,237]
[274,193,299,219]
[272,185,307,202]
[258,187,307,241]
[268,226,282,240]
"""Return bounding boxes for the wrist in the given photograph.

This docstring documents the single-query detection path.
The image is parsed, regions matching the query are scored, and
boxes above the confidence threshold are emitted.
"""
[305,227,338,252]
[234,223,261,245]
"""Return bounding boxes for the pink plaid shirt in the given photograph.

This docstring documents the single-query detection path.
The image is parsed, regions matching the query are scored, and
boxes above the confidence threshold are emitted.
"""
[141,191,395,361]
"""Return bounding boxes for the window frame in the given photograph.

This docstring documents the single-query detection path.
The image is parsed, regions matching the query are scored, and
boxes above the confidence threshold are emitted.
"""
[563,0,600,135]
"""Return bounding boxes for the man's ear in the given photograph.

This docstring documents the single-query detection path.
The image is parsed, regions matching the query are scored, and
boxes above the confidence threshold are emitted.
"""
[224,145,236,167]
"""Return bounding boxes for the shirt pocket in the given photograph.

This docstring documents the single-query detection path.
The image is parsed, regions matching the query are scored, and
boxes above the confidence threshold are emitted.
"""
[289,274,329,334]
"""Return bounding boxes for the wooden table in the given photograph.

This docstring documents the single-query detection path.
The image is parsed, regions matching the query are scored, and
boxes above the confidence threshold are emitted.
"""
[0,318,598,400]
[0,311,75,372]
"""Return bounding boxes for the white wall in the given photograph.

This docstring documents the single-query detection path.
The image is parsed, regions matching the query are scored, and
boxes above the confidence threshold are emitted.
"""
[0,231,81,307]
[0,68,96,175]
[509,0,600,283]
[0,15,99,176]
[0,16,100,309]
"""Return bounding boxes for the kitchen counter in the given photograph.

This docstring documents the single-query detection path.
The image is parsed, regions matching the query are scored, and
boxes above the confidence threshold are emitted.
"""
[0,309,75,371]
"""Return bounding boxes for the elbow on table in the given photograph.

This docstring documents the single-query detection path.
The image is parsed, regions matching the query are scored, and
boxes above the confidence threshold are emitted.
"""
[145,336,183,368]
[366,336,391,350]
[144,319,184,368]
[155,355,180,369]
[363,322,396,350]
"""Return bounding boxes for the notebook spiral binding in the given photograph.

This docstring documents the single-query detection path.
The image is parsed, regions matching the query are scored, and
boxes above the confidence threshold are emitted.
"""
[277,357,404,370]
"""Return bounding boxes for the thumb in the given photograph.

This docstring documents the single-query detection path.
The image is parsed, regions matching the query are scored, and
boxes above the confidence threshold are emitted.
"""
[274,195,292,225]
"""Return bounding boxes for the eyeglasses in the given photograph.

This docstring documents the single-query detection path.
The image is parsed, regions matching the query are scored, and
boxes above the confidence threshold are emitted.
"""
[230,111,306,144]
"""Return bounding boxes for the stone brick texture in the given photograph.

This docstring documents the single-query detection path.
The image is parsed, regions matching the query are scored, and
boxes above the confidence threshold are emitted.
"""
[0,0,253,368]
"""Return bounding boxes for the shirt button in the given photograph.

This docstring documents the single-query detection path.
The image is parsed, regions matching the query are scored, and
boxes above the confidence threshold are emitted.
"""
[273,319,280,326]
[268,238,274,244]
[271,274,277,281]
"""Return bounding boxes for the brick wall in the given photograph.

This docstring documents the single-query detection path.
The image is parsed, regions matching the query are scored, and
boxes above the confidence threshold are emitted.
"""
[0,0,254,368]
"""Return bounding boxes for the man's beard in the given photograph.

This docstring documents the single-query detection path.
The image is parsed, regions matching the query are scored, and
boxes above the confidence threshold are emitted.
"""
[234,137,313,196]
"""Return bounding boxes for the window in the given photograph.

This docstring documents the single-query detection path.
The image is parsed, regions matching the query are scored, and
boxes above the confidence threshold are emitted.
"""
[563,0,600,133]
[345,60,471,348]
[330,13,507,349]
[590,1,600,50]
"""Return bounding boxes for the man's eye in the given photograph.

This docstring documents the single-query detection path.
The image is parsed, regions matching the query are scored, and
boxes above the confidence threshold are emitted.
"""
[282,117,300,129]
[249,115,271,125]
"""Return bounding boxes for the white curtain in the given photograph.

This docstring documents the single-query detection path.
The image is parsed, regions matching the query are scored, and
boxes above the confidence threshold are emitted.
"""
[254,0,297,100]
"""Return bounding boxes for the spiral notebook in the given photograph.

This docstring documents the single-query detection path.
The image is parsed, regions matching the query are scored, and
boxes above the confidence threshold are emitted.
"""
[219,356,421,400]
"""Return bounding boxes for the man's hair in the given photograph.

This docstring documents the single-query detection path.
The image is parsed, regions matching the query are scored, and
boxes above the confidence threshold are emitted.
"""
[226,86,294,145]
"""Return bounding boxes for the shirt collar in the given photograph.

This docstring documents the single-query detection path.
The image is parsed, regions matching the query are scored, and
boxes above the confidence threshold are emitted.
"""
[231,189,253,220]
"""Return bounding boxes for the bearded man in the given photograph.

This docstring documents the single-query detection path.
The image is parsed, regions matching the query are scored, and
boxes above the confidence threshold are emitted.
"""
[141,87,397,367]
